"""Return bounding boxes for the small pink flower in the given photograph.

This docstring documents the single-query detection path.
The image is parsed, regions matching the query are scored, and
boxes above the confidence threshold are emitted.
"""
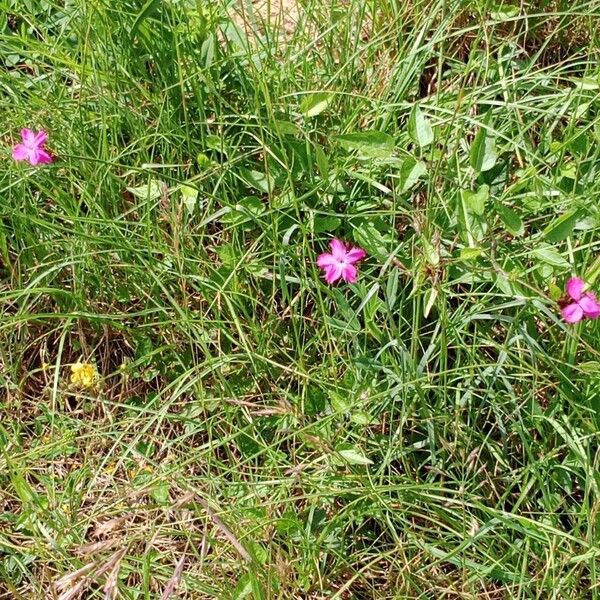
[12,128,53,166]
[317,238,366,284]
[560,277,600,324]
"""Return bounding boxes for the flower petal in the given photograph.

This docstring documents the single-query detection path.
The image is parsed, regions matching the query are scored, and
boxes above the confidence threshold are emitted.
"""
[12,144,30,161]
[579,293,600,319]
[21,128,35,145]
[329,239,347,260]
[340,263,358,283]
[317,253,337,268]
[324,263,343,284]
[33,130,48,146]
[34,149,53,164]
[566,277,585,301]
[562,302,584,324]
[345,247,366,263]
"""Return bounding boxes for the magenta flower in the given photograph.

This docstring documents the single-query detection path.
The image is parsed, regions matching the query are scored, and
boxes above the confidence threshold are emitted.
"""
[560,277,600,324]
[317,238,366,284]
[12,129,53,166]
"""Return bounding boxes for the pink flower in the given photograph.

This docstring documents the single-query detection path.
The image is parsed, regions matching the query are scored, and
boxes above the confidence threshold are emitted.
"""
[317,238,366,284]
[12,129,53,166]
[560,277,600,324]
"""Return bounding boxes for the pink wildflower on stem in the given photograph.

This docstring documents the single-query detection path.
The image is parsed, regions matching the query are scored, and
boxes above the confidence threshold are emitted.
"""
[12,129,53,166]
[560,277,600,324]
[317,238,366,284]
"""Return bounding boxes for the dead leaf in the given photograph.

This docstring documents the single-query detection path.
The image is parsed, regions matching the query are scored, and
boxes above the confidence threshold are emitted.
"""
[161,553,187,599]
[55,562,95,592]
[103,553,124,600]
[76,539,118,556]
[94,515,131,537]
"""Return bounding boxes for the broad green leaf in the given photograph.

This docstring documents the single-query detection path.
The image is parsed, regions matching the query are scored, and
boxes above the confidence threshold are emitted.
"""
[462,185,488,216]
[548,281,563,300]
[355,282,381,316]
[328,290,360,333]
[237,196,264,215]
[7,468,37,504]
[531,244,569,268]
[560,164,577,180]
[543,209,581,243]
[470,125,498,172]
[233,574,253,600]
[335,131,395,158]
[348,170,391,194]
[353,221,389,259]
[496,204,524,236]
[586,255,600,286]
[314,215,340,233]
[408,105,434,147]
[315,144,330,179]
[126,180,165,200]
[337,446,373,465]
[276,511,303,536]
[459,189,488,246]
[197,153,212,168]
[567,131,589,155]
[180,184,198,215]
[361,287,385,342]
[282,223,299,245]
[330,392,351,413]
[490,4,519,19]
[130,0,161,37]
[422,239,440,266]
[385,269,400,308]
[216,243,237,267]
[399,157,427,192]
[423,286,438,318]
[222,197,264,227]
[351,411,374,425]
[151,481,170,505]
[328,315,361,334]
[460,247,484,260]
[273,119,300,136]
[300,92,333,117]
[205,134,226,153]
[239,168,273,193]
[573,77,600,90]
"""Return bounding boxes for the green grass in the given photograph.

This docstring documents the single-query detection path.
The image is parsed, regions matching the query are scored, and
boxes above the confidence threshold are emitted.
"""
[1,0,600,597]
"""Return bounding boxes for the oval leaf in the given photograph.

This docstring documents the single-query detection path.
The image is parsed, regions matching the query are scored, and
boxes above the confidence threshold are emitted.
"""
[470,125,498,173]
[399,157,427,192]
[495,204,523,236]
[543,209,581,243]
[180,184,198,215]
[408,105,434,148]
[300,92,334,118]
[315,144,330,179]
[335,131,395,158]
[353,221,390,259]
[462,185,489,216]
[337,447,373,465]
[531,244,569,268]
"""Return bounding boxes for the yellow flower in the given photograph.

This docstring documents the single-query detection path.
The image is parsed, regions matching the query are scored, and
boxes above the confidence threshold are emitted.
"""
[70,362,99,389]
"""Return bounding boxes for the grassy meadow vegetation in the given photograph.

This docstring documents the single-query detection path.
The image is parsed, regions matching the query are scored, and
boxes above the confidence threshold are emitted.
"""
[2,0,600,597]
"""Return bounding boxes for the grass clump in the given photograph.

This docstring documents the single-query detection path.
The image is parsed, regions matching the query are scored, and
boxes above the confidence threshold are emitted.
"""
[1,0,600,597]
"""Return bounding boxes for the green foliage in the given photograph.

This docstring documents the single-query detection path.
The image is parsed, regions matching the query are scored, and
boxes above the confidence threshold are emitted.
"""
[1,0,600,597]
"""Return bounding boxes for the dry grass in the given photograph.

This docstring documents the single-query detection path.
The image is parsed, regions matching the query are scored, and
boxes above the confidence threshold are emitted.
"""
[228,0,302,42]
